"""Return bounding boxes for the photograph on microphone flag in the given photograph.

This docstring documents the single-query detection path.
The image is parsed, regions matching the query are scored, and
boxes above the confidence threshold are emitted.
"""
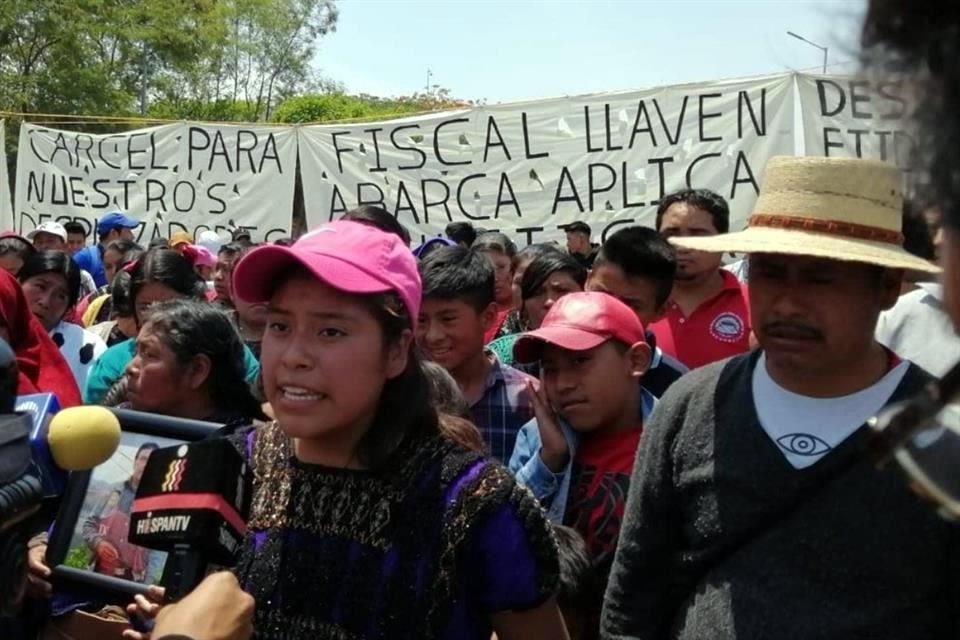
[61,431,177,586]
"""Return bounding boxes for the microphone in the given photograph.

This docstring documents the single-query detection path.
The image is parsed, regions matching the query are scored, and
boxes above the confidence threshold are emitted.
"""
[46,406,123,472]
[128,437,251,601]
[43,407,123,582]
[0,337,16,413]
[0,405,121,525]
[16,393,63,497]
[0,339,35,533]
[2,405,121,604]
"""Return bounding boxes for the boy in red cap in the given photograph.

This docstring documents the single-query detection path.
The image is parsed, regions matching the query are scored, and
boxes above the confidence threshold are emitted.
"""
[508,292,656,566]
[508,291,656,638]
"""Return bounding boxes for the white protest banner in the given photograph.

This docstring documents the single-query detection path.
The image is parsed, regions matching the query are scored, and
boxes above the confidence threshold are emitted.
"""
[0,121,12,231]
[298,73,795,245]
[798,73,913,168]
[14,122,297,243]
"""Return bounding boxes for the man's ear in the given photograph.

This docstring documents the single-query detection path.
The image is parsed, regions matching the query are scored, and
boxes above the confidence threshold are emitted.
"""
[628,342,652,378]
[480,301,499,332]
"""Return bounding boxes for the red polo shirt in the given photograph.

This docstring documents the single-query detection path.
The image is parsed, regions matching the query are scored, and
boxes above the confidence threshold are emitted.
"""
[650,270,751,370]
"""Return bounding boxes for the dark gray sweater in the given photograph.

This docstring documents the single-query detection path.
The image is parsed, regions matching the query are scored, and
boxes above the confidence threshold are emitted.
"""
[601,351,960,640]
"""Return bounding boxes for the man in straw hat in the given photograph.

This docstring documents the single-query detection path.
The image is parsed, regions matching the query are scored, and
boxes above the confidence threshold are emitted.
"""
[601,156,959,640]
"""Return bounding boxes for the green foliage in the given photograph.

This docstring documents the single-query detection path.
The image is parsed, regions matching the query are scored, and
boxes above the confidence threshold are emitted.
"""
[64,545,92,570]
[0,0,475,125]
[147,98,260,122]
[272,94,375,122]
[0,0,339,120]
[0,0,226,114]
[272,90,472,124]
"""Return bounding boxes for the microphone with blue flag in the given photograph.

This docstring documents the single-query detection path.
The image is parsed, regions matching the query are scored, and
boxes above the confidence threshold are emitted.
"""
[15,393,64,498]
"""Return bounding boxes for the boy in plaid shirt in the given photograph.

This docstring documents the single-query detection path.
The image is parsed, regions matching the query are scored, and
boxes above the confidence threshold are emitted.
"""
[417,246,534,462]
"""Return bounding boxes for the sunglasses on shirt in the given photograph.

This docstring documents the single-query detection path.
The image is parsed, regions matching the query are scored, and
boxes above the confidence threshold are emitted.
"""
[868,361,960,520]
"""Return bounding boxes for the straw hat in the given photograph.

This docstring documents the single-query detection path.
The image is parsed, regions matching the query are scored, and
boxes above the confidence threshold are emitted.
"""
[671,156,940,273]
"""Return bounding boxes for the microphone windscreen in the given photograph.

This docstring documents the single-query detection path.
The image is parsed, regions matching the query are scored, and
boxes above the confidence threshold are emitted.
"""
[47,406,121,471]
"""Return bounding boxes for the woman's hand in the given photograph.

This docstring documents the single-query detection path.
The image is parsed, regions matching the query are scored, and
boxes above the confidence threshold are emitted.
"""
[492,597,569,640]
[123,573,253,640]
[26,544,52,599]
[122,585,165,640]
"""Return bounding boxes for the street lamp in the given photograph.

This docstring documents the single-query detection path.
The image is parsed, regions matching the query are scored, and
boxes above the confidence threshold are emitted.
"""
[787,31,828,74]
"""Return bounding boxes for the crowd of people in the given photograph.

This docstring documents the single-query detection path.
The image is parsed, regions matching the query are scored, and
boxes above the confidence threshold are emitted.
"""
[7,151,957,640]
[7,2,960,636]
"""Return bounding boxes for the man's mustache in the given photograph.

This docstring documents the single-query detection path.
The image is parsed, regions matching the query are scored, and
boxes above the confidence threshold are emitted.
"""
[761,320,824,341]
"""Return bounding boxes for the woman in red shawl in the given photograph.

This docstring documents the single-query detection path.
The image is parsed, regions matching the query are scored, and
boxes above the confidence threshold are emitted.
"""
[0,269,81,405]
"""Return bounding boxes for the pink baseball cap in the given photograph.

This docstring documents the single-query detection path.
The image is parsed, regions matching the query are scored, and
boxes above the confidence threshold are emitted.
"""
[232,220,422,323]
[513,291,646,363]
[185,244,216,268]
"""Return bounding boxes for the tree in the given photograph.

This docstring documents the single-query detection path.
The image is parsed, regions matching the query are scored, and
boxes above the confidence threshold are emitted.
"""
[180,0,339,121]
[0,0,227,116]
[0,0,339,120]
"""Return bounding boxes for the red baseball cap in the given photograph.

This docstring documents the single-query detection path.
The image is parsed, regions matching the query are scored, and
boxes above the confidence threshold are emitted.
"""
[513,292,646,363]
[232,220,422,324]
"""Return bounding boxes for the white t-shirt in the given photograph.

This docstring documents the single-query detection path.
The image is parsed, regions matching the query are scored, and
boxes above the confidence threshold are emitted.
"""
[876,283,960,378]
[753,353,909,469]
[723,257,749,284]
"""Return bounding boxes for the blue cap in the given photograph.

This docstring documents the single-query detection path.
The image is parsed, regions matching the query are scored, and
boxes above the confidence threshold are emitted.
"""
[413,236,457,258]
[97,211,140,236]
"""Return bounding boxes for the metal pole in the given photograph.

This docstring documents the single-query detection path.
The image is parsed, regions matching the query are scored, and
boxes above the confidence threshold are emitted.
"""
[786,32,829,75]
[139,49,149,115]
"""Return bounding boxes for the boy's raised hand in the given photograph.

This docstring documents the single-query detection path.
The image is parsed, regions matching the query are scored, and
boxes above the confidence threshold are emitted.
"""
[525,379,569,473]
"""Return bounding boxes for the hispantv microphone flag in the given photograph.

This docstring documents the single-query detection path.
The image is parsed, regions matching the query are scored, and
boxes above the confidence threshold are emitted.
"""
[129,438,251,567]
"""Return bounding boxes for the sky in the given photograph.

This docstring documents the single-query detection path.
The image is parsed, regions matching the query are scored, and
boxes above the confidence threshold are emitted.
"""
[316,0,866,104]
